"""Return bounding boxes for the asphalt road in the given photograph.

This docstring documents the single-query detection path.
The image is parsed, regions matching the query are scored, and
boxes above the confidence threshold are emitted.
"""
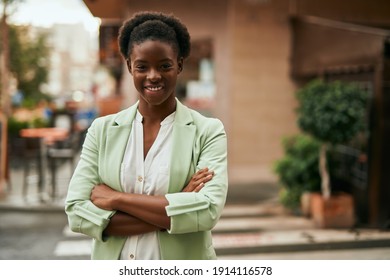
[0,210,70,260]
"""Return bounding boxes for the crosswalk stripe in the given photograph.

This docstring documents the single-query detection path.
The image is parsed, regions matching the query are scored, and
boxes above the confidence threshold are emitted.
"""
[55,209,282,258]
[54,240,92,257]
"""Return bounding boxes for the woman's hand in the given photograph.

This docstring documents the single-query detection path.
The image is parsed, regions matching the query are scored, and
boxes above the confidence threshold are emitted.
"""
[182,167,214,192]
[90,184,121,211]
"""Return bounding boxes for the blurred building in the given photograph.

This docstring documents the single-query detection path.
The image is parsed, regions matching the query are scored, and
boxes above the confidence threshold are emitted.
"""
[43,23,98,103]
[82,0,390,227]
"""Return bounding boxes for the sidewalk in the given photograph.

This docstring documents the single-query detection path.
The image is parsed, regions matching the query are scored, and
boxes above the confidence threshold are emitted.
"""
[217,182,390,257]
[0,160,71,212]
[215,199,390,257]
[1,161,390,257]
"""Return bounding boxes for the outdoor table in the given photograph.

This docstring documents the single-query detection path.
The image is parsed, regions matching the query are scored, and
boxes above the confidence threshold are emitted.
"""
[20,127,69,145]
[19,127,69,200]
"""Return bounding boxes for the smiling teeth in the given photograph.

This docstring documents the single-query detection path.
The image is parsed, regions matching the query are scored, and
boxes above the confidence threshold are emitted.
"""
[146,86,162,91]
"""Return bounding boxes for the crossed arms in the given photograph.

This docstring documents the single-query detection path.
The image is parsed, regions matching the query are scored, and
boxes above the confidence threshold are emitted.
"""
[90,168,214,237]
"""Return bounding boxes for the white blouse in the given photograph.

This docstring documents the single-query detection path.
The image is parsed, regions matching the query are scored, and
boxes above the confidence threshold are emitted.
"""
[120,110,175,260]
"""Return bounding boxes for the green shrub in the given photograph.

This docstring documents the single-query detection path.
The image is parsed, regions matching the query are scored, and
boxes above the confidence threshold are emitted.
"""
[7,117,29,137]
[273,134,323,210]
[7,116,48,137]
[279,187,302,211]
[274,134,321,192]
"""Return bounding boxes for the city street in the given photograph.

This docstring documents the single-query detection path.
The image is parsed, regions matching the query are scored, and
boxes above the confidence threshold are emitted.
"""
[0,210,89,260]
[1,171,389,260]
[1,207,390,260]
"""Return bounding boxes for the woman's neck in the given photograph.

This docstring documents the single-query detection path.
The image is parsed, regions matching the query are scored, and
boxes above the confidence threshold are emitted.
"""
[138,98,176,123]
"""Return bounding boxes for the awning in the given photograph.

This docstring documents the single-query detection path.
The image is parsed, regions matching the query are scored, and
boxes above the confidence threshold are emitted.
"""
[83,0,126,19]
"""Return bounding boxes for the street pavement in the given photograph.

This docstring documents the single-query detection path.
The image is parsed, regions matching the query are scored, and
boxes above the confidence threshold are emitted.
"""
[1,160,390,260]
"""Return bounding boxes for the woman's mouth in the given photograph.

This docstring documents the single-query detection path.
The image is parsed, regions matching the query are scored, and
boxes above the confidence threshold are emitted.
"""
[145,85,163,92]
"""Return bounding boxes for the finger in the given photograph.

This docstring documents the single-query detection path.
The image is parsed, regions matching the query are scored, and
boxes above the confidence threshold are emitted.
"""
[196,167,209,176]
[193,182,204,192]
[203,173,214,184]
[182,186,192,192]
[192,168,208,181]
[182,182,196,192]
[194,169,213,180]
[195,170,214,182]
[194,176,211,192]
[183,168,212,192]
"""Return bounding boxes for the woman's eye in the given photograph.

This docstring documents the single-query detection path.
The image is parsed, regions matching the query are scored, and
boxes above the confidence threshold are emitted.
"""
[135,65,146,71]
[161,64,172,70]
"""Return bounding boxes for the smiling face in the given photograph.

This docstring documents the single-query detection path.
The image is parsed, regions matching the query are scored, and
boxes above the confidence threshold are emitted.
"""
[128,40,183,110]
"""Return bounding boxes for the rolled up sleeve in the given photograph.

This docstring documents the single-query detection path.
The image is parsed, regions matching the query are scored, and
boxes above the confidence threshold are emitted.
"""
[165,119,228,234]
[65,120,115,242]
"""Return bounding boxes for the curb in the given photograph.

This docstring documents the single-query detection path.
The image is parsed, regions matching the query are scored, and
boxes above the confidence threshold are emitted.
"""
[215,238,390,255]
[212,225,390,255]
[0,202,65,212]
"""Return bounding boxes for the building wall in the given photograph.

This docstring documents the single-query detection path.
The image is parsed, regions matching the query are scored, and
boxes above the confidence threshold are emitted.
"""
[227,0,298,183]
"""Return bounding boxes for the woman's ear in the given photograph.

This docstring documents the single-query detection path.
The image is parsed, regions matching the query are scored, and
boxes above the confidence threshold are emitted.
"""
[177,57,184,74]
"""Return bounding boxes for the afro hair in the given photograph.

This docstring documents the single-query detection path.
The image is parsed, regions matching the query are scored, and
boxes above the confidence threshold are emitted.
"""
[118,11,191,60]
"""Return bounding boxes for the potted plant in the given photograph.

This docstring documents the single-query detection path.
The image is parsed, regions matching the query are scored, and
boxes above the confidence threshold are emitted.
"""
[296,79,368,228]
[273,134,322,215]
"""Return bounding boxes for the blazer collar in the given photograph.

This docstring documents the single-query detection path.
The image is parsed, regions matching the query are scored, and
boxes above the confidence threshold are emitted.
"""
[174,98,194,126]
[112,98,193,127]
[105,98,195,194]
[112,100,139,126]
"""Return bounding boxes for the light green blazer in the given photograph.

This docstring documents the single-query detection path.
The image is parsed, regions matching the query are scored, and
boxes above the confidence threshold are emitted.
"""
[65,99,228,260]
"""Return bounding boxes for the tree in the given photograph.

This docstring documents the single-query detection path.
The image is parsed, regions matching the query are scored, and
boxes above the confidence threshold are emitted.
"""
[296,79,368,199]
[1,0,49,110]
[1,0,25,114]
[8,24,50,106]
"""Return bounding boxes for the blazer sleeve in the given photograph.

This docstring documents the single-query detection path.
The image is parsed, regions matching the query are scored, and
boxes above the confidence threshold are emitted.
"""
[65,119,116,242]
[165,118,228,234]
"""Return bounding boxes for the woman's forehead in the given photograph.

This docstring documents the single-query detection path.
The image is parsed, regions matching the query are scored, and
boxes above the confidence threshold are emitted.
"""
[130,40,178,59]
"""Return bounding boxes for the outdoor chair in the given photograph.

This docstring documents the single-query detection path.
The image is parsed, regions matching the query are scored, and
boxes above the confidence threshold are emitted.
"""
[50,111,76,133]
[21,137,44,197]
[46,131,80,199]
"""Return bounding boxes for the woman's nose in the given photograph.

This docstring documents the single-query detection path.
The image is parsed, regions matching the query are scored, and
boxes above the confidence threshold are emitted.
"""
[147,68,161,81]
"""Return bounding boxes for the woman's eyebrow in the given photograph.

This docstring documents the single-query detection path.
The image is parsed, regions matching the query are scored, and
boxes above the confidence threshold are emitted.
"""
[133,58,174,63]
[133,59,147,63]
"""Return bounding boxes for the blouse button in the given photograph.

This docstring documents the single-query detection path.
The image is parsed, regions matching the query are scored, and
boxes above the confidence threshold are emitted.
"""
[138,176,143,182]
[130,254,134,259]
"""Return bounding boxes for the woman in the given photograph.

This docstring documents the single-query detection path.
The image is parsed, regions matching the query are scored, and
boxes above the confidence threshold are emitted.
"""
[65,11,228,260]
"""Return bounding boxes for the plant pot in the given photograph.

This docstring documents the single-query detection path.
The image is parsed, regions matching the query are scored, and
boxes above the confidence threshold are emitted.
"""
[300,191,312,217]
[310,192,355,228]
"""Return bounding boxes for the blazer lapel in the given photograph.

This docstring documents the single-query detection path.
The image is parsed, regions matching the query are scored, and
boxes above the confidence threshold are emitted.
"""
[101,99,195,194]
[169,100,196,193]
[103,103,138,192]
